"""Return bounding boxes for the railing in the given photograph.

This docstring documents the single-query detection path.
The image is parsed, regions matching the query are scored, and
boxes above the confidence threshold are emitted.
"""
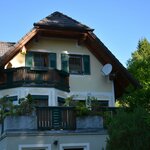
[0,67,69,91]
[36,107,76,130]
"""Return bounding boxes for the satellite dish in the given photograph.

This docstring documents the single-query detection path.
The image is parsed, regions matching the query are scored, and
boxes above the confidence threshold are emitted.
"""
[101,64,112,76]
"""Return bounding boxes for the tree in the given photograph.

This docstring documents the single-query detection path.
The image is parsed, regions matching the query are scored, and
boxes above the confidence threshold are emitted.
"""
[122,38,150,110]
[106,107,150,150]
[106,39,150,150]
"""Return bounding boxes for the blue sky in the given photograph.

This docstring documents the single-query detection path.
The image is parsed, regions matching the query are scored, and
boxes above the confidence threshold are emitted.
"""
[0,0,150,67]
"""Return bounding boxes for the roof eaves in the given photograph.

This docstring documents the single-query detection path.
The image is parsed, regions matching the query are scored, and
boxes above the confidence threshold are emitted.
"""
[0,28,37,68]
[34,24,94,32]
[87,31,140,88]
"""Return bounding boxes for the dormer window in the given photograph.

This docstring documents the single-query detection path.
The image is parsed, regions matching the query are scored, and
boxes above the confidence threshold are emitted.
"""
[25,52,56,69]
[61,54,90,75]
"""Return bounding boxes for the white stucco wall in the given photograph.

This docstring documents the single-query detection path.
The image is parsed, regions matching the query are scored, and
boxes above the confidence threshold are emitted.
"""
[0,131,107,150]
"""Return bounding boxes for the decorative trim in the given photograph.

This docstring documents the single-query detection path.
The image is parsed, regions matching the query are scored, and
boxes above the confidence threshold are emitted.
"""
[19,144,51,150]
[60,143,89,150]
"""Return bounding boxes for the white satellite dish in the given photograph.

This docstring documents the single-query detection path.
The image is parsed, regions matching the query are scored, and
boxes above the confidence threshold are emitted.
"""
[101,64,112,76]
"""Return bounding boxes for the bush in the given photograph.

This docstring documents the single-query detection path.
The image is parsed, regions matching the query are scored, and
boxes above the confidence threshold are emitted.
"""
[16,94,36,115]
[106,107,150,150]
[0,96,14,123]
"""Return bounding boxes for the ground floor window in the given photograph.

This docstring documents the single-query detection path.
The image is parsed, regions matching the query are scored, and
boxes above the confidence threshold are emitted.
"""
[19,144,51,150]
[31,95,48,107]
[64,148,83,150]
[58,97,65,106]
[6,95,18,105]
[22,148,46,150]
[60,143,89,150]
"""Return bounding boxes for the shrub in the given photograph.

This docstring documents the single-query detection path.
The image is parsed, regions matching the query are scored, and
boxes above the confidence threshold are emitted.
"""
[106,107,150,150]
[16,94,36,115]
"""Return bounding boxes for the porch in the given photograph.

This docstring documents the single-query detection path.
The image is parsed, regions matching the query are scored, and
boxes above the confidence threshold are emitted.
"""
[0,67,69,91]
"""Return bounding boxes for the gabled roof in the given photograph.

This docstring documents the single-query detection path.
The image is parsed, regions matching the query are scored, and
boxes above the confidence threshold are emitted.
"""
[0,11,140,98]
[34,11,93,32]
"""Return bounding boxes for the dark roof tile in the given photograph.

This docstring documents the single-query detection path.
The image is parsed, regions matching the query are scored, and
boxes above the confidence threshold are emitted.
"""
[34,11,93,31]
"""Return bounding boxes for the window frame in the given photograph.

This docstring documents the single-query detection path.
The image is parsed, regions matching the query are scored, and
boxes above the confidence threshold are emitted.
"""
[33,52,48,68]
[69,54,83,75]
[25,52,56,70]
[61,53,91,75]
[18,144,51,150]
[60,143,89,150]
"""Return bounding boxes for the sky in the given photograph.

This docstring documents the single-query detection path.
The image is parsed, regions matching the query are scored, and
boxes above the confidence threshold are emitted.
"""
[0,0,150,67]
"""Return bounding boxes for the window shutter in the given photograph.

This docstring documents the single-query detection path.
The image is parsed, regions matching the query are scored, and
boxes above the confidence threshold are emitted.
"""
[61,53,69,72]
[25,52,33,67]
[83,55,90,75]
[49,53,57,68]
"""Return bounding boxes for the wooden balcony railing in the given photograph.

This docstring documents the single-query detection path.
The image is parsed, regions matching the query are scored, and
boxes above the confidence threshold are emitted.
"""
[0,67,69,91]
[36,107,76,130]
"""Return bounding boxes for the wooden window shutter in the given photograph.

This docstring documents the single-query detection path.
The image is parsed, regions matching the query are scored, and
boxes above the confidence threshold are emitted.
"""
[49,53,57,68]
[83,55,90,74]
[61,53,69,72]
[25,52,33,67]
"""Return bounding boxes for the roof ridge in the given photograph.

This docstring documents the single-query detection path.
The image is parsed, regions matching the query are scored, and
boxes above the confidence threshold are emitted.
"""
[34,11,94,31]
[49,11,87,27]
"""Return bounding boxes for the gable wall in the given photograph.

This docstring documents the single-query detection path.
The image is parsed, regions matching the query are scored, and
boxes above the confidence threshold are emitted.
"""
[6,37,114,103]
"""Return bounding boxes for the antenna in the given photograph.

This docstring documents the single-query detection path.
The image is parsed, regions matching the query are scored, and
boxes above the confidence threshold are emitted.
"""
[101,64,112,76]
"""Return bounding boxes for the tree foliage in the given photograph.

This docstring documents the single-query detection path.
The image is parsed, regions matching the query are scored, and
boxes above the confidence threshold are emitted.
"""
[107,39,150,150]
[106,107,150,150]
[122,38,150,110]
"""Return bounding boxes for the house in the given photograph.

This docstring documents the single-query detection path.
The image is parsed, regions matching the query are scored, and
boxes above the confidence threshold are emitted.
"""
[0,12,139,150]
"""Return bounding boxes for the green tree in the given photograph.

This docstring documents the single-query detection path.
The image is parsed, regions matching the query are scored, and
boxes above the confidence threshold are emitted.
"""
[106,107,150,150]
[122,38,150,110]
[107,39,150,150]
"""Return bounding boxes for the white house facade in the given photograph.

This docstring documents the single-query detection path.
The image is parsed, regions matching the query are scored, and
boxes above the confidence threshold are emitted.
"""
[0,12,139,150]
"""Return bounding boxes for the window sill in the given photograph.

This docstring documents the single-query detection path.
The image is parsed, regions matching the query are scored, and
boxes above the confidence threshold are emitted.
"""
[30,67,49,71]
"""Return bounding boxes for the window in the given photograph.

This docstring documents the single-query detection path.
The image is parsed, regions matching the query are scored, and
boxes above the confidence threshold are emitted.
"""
[61,54,90,75]
[69,55,82,74]
[99,100,109,107]
[34,53,48,68]
[22,148,46,150]
[7,96,18,105]
[19,144,51,150]
[64,148,84,150]
[58,97,65,106]
[60,143,89,150]
[25,52,56,69]
[31,95,48,107]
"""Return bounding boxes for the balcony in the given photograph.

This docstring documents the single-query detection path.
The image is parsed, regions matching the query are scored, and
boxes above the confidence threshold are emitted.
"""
[0,67,69,91]
[0,106,116,134]
[36,106,76,130]
[0,107,76,133]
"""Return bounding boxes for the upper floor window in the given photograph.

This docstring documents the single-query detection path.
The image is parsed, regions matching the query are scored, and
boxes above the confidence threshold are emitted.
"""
[61,54,90,75]
[34,53,48,68]
[69,55,82,74]
[25,52,56,69]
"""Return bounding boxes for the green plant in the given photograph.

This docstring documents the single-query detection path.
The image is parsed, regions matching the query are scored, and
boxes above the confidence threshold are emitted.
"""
[106,107,150,150]
[0,96,15,123]
[63,95,76,107]
[16,94,36,115]
[76,101,91,116]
